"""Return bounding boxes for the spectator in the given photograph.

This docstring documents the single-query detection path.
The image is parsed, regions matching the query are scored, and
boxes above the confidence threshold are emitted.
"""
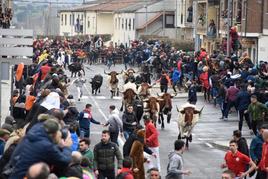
[63,95,79,125]
[166,140,191,179]
[117,157,134,179]
[246,95,268,135]
[79,138,94,171]
[104,105,123,145]
[9,119,72,179]
[26,162,50,179]
[25,91,36,114]
[0,129,10,157]
[233,130,249,156]
[69,122,79,152]
[63,151,83,178]
[78,104,102,138]
[188,80,197,105]
[94,130,122,179]
[221,140,256,178]
[122,104,137,140]
[143,115,160,172]
[147,168,161,179]
[1,116,15,133]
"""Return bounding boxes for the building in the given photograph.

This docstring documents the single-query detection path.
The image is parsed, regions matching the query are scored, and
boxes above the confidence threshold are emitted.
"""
[258,0,268,62]
[59,0,176,46]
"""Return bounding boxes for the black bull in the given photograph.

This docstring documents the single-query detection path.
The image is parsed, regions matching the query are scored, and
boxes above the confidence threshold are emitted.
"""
[68,63,85,77]
[90,75,103,95]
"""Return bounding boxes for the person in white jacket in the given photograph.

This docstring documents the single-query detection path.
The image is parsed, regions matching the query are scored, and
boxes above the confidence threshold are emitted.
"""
[104,105,123,145]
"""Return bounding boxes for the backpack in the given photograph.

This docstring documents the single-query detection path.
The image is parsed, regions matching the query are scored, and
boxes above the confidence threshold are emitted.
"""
[116,172,129,179]
[160,75,168,85]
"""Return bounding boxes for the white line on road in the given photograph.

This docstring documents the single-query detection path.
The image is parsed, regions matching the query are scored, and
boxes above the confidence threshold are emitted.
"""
[205,142,214,148]
[83,84,125,147]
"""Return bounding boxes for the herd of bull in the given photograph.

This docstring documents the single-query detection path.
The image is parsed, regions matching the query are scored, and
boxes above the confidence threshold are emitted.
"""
[70,66,203,148]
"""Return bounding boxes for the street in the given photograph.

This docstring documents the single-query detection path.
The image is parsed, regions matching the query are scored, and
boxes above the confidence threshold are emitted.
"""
[67,64,254,178]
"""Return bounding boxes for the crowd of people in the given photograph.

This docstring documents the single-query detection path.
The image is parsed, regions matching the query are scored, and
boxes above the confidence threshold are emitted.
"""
[0,1,12,29]
[0,36,267,179]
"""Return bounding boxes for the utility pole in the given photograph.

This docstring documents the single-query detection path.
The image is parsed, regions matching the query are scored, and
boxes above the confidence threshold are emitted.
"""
[227,0,232,57]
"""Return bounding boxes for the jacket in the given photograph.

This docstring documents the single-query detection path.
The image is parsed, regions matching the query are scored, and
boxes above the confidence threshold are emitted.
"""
[63,163,83,178]
[236,90,250,111]
[94,140,122,170]
[145,121,159,148]
[166,151,184,179]
[248,102,267,121]
[107,109,123,133]
[226,86,239,102]
[171,69,180,84]
[81,149,94,171]
[122,111,137,131]
[237,137,249,156]
[78,110,100,129]
[71,132,79,152]
[258,142,268,171]
[250,133,264,162]
[117,168,134,179]
[9,122,72,179]
[188,85,197,103]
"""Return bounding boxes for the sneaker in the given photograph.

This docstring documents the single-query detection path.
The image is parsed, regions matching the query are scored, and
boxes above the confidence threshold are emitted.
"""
[78,98,80,101]
[223,117,228,121]
[219,117,224,120]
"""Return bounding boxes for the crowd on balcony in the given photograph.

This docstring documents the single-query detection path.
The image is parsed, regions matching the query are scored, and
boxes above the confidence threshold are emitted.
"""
[0,1,12,29]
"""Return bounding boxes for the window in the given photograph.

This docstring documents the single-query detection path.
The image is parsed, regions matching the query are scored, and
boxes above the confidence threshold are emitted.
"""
[128,18,131,30]
[165,15,175,28]
[70,14,72,25]
[133,18,135,30]
[125,19,127,30]
[61,14,63,25]
[72,14,75,25]
[122,18,124,29]
[65,14,67,25]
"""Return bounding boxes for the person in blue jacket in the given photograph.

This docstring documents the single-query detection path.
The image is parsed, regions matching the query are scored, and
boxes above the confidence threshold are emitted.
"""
[9,119,72,179]
[78,104,103,138]
[171,68,181,93]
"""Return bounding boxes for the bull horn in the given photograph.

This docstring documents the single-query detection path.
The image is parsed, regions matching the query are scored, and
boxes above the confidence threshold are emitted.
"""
[176,105,180,112]
[143,98,149,102]
[198,106,205,115]
[104,70,109,75]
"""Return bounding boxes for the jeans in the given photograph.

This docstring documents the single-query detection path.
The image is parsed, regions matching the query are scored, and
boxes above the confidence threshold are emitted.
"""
[123,130,133,140]
[80,128,90,138]
[160,85,168,93]
[110,131,119,145]
[98,169,115,179]
[217,97,226,117]
[238,110,251,131]
[224,100,237,118]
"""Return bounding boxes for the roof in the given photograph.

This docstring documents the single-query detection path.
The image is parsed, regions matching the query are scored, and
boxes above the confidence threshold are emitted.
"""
[59,0,156,13]
[115,0,159,13]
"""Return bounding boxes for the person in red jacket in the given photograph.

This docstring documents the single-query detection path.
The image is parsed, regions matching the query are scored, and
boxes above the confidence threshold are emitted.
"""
[258,129,268,178]
[117,157,135,179]
[144,115,160,172]
[199,66,210,102]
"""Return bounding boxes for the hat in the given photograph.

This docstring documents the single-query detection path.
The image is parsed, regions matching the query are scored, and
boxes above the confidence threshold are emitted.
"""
[143,115,150,121]
[0,128,11,137]
[52,73,58,78]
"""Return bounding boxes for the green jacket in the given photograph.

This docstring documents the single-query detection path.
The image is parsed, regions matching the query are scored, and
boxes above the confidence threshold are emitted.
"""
[81,149,94,170]
[94,141,122,170]
[248,102,267,121]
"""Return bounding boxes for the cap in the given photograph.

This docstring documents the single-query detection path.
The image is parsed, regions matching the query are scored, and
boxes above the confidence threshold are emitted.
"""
[143,115,150,121]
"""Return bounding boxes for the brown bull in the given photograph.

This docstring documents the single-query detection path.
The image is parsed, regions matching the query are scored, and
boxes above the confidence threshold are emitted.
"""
[157,93,175,129]
[177,104,204,148]
[104,70,122,98]
[137,83,153,100]
[143,96,163,126]
[120,88,136,111]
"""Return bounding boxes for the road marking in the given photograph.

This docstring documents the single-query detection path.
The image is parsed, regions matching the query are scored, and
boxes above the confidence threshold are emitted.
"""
[94,96,106,99]
[112,96,122,100]
[81,96,89,99]
[205,142,214,148]
[83,84,125,147]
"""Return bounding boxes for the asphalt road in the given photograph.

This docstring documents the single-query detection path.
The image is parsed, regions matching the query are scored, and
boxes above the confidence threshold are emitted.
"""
[67,64,254,179]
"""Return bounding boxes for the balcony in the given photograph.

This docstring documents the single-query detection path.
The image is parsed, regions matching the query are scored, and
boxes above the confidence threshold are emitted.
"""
[197,14,206,34]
